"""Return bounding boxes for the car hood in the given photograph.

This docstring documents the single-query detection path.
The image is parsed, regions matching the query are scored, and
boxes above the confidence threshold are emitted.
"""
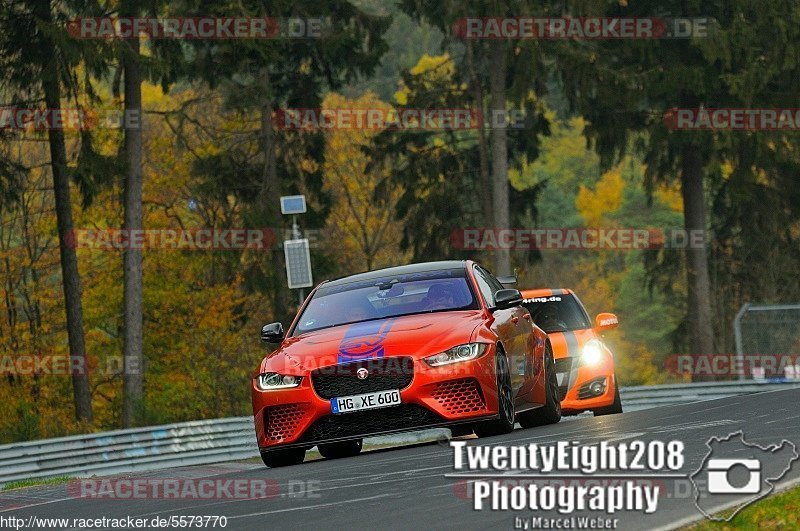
[546,328,597,359]
[260,311,485,373]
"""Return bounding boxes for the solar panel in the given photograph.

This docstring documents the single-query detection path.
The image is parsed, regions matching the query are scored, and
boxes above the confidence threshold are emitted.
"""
[284,238,313,288]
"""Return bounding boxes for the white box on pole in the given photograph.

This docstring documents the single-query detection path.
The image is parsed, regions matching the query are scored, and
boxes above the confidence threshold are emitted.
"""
[280,195,307,215]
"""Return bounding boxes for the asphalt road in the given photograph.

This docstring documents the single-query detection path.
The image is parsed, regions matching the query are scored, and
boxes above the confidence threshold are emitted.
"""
[3,388,799,530]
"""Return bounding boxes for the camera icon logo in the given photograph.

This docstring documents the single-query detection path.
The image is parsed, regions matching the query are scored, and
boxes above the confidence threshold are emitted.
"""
[691,431,798,522]
[706,458,760,494]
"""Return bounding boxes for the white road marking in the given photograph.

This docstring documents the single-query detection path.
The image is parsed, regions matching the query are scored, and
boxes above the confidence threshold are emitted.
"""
[225,493,394,519]
[0,496,76,514]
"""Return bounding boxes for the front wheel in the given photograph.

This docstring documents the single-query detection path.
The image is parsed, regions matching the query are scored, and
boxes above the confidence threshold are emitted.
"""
[518,343,562,428]
[449,425,474,438]
[318,439,363,459]
[260,447,306,468]
[474,349,515,438]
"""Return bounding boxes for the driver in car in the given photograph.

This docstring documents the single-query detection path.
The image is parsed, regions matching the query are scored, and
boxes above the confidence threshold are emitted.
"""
[345,300,374,323]
[536,306,567,331]
[423,283,456,311]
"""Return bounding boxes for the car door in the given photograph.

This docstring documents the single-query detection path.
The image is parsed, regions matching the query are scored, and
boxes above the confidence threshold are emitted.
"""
[473,266,528,396]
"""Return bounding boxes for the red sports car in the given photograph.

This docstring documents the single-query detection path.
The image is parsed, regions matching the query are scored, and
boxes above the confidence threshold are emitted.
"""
[252,260,561,467]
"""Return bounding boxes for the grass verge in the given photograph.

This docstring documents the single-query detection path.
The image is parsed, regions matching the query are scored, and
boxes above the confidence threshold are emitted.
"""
[686,484,800,529]
[2,476,75,491]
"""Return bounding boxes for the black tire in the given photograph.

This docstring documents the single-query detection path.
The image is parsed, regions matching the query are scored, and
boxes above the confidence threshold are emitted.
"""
[318,439,363,459]
[518,343,562,428]
[449,425,474,438]
[260,447,306,468]
[594,379,623,416]
[474,348,515,437]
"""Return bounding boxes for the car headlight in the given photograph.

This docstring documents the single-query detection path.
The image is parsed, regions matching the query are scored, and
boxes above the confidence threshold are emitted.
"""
[424,343,488,367]
[256,373,302,390]
[581,340,605,366]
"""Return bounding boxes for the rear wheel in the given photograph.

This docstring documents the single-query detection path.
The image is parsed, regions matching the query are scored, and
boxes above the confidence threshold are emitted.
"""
[318,439,363,459]
[594,379,623,416]
[260,447,306,468]
[518,343,562,428]
[474,349,515,437]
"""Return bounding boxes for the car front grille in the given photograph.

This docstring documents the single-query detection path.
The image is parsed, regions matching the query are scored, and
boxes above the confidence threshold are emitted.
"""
[311,357,414,399]
[432,378,487,415]
[264,404,307,443]
[554,357,573,400]
[298,404,443,443]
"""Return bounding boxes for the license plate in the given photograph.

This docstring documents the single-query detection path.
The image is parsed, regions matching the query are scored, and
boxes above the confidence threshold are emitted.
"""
[331,389,401,414]
[557,373,566,386]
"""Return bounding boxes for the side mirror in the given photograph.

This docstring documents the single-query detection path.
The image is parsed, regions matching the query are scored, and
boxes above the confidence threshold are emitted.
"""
[496,275,517,286]
[493,289,523,311]
[594,313,619,331]
[261,322,284,343]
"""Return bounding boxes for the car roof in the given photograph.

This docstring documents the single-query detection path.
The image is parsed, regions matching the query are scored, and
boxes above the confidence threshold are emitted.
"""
[324,260,469,288]
[520,288,574,298]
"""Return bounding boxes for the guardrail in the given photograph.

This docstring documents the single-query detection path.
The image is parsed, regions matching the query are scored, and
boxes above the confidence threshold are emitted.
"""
[1,380,798,487]
[0,417,259,487]
[619,380,800,410]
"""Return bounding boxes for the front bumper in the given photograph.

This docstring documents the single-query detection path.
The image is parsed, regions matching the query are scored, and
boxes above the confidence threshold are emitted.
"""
[252,352,500,450]
[554,356,617,414]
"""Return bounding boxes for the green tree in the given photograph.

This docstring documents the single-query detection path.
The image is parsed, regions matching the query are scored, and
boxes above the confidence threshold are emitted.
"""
[177,0,389,323]
[556,1,763,360]
[119,0,145,428]
[0,0,115,423]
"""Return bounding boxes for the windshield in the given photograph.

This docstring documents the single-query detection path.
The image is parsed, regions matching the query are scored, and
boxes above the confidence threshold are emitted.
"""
[522,294,592,333]
[292,268,479,335]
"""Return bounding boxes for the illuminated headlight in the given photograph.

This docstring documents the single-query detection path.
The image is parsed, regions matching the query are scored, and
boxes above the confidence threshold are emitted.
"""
[424,343,488,367]
[581,340,605,366]
[256,373,302,390]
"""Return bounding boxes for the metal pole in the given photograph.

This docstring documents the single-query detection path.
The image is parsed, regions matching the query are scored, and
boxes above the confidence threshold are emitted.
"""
[733,303,750,381]
[293,215,302,305]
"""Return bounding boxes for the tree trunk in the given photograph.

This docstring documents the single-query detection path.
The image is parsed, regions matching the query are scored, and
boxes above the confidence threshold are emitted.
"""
[259,67,289,322]
[37,1,93,423]
[681,144,715,378]
[467,41,492,225]
[122,34,144,427]
[489,40,511,276]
